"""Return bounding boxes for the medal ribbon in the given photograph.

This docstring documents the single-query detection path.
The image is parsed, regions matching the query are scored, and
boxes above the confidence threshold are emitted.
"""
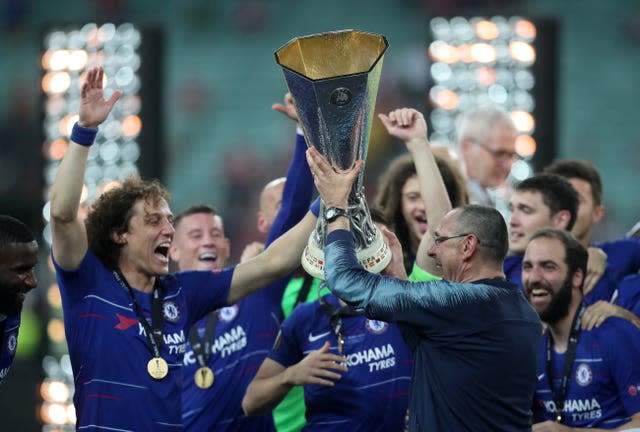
[114,270,164,359]
[319,296,363,353]
[188,311,218,367]
[546,302,586,422]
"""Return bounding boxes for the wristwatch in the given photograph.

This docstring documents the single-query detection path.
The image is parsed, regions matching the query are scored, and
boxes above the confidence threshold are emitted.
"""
[324,206,348,223]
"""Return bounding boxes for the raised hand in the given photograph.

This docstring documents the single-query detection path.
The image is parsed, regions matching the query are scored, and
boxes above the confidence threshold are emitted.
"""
[285,341,347,387]
[239,241,264,263]
[272,92,299,123]
[79,67,121,128]
[380,226,408,280]
[378,108,428,150]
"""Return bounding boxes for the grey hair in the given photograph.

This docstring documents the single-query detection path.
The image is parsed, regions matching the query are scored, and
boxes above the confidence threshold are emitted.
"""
[455,106,516,146]
[454,204,509,263]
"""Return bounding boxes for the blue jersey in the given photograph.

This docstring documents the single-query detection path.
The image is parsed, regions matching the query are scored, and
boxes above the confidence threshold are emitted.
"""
[181,289,280,431]
[182,131,313,431]
[269,294,412,431]
[616,274,640,316]
[585,239,640,304]
[534,317,640,428]
[54,251,233,431]
[504,253,523,288]
[0,315,20,384]
[598,239,640,282]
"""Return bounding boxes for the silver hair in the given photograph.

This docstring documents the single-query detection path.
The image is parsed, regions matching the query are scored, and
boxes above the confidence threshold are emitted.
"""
[455,106,516,146]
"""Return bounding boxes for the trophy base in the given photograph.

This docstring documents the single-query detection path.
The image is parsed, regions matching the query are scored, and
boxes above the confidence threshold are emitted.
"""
[301,228,392,281]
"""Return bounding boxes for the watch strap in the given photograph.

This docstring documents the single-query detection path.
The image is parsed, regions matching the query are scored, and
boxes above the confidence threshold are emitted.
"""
[325,206,348,222]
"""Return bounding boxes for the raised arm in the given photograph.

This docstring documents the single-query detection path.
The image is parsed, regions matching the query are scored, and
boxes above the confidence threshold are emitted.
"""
[50,67,120,270]
[264,92,314,247]
[323,229,501,327]
[307,145,485,325]
[242,341,347,417]
[271,92,299,124]
[226,92,318,304]
[227,209,317,304]
[378,108,451,275]
[235,93,316,306]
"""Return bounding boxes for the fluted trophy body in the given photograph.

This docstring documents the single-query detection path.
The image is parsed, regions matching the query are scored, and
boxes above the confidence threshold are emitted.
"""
[275,29,391,280]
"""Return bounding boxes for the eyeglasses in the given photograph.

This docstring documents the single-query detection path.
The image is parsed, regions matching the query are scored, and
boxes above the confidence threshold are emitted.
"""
[433,233,474,246]
[470,139,520,162]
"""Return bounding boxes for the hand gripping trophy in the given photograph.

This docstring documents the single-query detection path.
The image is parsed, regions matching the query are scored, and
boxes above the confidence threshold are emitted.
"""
[275,29,392,279]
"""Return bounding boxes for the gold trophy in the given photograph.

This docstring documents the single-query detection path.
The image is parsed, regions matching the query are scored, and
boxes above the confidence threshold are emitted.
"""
[275,29,391,280]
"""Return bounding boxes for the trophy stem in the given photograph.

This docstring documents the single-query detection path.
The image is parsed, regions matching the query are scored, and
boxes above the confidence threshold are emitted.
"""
[301,196,391,280]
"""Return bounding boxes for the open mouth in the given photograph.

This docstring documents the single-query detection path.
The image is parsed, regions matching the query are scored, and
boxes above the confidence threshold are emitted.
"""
[415,215,428,233]
[198,252,218,263]
[527,288,551,304]
[530,288,550,297]
[154,242,170,263]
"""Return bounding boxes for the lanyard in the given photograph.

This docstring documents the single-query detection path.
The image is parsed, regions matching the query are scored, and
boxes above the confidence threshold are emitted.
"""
[188,312,218,367]
[319,296,363,353]
[113,270,164,358]
[295,273,315,308]
[545,303,586,422]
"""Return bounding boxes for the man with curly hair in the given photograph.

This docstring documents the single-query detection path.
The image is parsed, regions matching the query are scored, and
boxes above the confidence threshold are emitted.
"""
[49,67,316,431]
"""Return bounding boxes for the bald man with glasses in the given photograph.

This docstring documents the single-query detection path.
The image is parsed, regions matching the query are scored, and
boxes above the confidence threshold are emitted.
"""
[307,143,541,431]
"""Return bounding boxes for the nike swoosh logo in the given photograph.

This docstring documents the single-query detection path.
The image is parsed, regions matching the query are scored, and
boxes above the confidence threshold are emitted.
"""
[537,374,545,381]
[308,331,331,342]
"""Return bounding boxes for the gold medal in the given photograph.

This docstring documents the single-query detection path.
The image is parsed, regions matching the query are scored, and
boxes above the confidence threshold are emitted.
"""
[147,357,169,379]
[194,366,215,389]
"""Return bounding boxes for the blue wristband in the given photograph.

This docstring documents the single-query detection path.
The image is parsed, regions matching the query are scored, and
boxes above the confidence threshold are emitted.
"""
[70,122,98,147]
[309,197,321,217]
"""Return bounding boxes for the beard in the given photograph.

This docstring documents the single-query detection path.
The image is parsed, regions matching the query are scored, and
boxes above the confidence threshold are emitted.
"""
[538,278,573,325]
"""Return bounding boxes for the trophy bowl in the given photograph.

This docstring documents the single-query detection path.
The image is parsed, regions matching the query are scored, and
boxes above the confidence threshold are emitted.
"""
[275,29,392,280]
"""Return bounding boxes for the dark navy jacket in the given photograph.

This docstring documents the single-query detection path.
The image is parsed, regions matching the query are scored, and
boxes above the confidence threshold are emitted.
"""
[326,230,542,432]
